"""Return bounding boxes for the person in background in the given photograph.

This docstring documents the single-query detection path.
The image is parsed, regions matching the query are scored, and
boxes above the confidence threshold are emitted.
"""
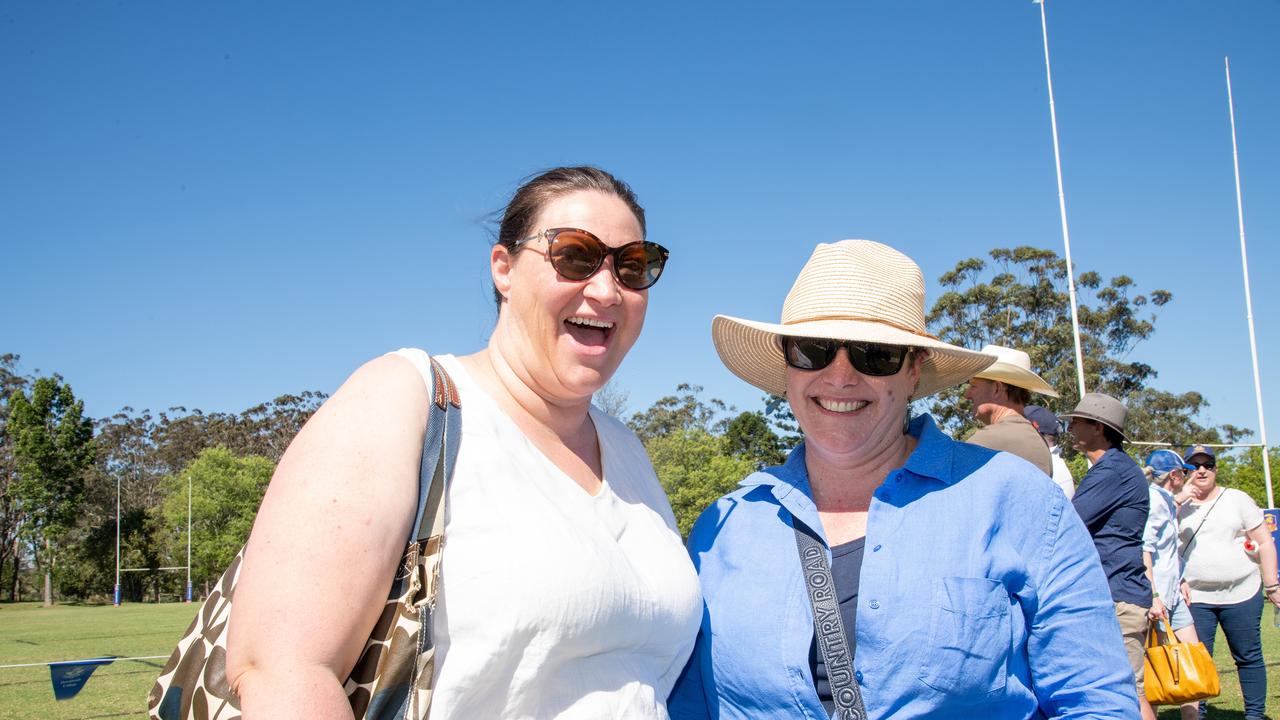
[670,240,1137,719]
[225,166,701,719]
[1062,393,1153,719]
[1025,404,1075,499]
[962,344,1058,477]
[1142,449,1202,720]
[1177,443,1280,720]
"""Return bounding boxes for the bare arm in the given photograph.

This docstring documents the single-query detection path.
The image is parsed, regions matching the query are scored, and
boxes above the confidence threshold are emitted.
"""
[1245,522,1280,608]
[226,355,430,719]
[1143,551,1166,622]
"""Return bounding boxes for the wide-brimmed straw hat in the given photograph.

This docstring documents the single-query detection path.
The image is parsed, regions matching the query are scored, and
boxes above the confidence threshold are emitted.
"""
[972,344,1060,398]
[711,240,997,400]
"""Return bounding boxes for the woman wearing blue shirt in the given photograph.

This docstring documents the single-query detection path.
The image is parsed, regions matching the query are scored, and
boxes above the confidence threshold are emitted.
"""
[669,240,1139,719]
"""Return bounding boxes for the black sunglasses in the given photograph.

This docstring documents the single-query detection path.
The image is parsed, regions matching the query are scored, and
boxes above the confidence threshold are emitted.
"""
[510,227,669,291]
[781,336,913,376]
[1188,459,1216,471]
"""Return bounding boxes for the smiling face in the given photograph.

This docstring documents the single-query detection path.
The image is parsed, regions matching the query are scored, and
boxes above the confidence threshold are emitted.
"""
[491,189,648,403]
[786,344,921,465]
[1185,453,1218,493]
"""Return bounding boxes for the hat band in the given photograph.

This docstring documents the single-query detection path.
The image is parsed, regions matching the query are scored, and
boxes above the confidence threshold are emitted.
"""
[1069,410,1125,433]
[780,314,939,341]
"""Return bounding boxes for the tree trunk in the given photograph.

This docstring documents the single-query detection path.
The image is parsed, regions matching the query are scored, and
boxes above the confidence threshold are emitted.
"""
[8,545,18,602]
[42,538,52,607]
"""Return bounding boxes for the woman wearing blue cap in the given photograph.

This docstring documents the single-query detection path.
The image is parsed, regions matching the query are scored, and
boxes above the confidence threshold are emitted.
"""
[1177,444,1280,719]
[1141,449,1203,720]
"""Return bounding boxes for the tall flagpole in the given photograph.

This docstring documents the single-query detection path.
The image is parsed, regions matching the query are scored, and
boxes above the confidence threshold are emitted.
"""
[113,474,121,606]
[186,474,193,603]
[1224,57,1274,508]
[1037,0,1088,400]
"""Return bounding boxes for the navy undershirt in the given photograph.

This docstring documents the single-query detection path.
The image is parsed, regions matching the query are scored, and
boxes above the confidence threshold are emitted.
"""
[809,537,866,711]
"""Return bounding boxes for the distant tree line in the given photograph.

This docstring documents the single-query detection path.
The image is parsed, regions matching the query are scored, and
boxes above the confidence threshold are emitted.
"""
[2,246,1270,604]
[1,350,324,604]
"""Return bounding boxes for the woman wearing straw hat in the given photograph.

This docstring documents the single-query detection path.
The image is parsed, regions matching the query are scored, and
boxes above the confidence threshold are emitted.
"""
[668,240,1137,718]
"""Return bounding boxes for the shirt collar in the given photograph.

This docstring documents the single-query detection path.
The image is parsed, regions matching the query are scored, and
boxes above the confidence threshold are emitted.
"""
[900,413,960,485]
[742,412,959,494]
[740,440,814,510]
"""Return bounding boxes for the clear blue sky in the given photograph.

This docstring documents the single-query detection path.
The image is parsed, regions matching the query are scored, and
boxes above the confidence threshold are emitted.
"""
[4,1,1278,443]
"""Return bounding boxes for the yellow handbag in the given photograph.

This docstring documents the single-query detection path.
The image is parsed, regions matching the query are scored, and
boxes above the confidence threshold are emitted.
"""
[1143,619,1220,705]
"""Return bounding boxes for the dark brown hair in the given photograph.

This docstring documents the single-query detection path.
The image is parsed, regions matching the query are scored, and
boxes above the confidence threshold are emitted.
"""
[1003,383,1032,407]
[492,166,646,308]
[1102,423,1125,448]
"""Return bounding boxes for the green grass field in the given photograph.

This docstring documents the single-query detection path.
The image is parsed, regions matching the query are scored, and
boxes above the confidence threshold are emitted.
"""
[0,601,1277,719]
[0,602,194,720]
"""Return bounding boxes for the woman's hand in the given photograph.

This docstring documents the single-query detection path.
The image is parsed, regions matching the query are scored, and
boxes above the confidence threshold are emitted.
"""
[1265,584,1280,609]
[1184,483,1210,502]
[1146,596,1168,623]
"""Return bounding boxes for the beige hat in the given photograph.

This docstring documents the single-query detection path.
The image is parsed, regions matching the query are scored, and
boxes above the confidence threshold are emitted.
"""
[971,344,1060,398]
[711,240,997,400]
[1061,392,1128,440]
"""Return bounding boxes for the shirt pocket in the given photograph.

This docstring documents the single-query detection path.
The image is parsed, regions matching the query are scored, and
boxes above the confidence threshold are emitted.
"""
[917,576,1011,697]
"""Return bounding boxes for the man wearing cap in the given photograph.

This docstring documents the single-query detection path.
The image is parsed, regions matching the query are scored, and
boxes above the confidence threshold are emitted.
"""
[1063,392,1153,716]
[962,344,1058,477]
[1025,404,1075,499]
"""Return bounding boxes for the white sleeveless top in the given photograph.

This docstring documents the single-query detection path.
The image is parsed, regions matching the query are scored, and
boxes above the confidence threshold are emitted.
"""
[392,350,701,719]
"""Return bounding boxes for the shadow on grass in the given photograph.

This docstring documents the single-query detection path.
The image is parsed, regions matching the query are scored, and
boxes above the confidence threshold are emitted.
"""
[1157,705,1270,720]
[1203,708,1266,720]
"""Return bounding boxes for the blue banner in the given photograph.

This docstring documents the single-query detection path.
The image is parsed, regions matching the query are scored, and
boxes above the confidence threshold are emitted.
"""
[49,657,115,701]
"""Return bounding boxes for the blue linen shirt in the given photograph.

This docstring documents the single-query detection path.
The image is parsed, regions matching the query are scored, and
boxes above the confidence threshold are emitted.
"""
[1070,448,1152,608]
[668,415,1138,719]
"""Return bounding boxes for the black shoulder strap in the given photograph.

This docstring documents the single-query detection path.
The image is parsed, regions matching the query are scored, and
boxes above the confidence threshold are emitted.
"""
[1179,489,1224,562]
[794,523,868,720]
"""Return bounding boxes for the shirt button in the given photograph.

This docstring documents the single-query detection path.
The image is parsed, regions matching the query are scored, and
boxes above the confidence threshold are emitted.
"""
[855,670,864,683]
[869,600,880,609]
[873,544,882,552]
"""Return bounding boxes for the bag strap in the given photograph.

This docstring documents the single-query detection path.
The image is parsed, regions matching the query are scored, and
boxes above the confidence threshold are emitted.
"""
[1179,489,1224,562]
[793,523,868,720]
[410,358,461,543]
[1147,618,1173,649]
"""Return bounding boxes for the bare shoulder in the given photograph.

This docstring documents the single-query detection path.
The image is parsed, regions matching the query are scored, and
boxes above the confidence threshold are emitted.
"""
[314,353,432,430]
[227,353,438,687]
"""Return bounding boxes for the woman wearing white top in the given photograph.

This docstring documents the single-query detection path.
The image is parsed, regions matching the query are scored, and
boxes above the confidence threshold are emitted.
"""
[1177,444,1280,720]
[225,167,701,718]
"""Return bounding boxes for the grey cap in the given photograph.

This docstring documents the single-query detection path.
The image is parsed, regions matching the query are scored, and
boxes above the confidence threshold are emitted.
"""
[1060,392,1128,440]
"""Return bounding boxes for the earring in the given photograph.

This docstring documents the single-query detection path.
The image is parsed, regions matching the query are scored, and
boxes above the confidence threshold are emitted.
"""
[902,405,913,435]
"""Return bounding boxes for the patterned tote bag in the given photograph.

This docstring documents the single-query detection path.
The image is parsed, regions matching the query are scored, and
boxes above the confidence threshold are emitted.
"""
[149,356,460,720]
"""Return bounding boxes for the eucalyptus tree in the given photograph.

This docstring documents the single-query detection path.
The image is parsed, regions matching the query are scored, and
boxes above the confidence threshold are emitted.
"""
[8,375,95,605]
